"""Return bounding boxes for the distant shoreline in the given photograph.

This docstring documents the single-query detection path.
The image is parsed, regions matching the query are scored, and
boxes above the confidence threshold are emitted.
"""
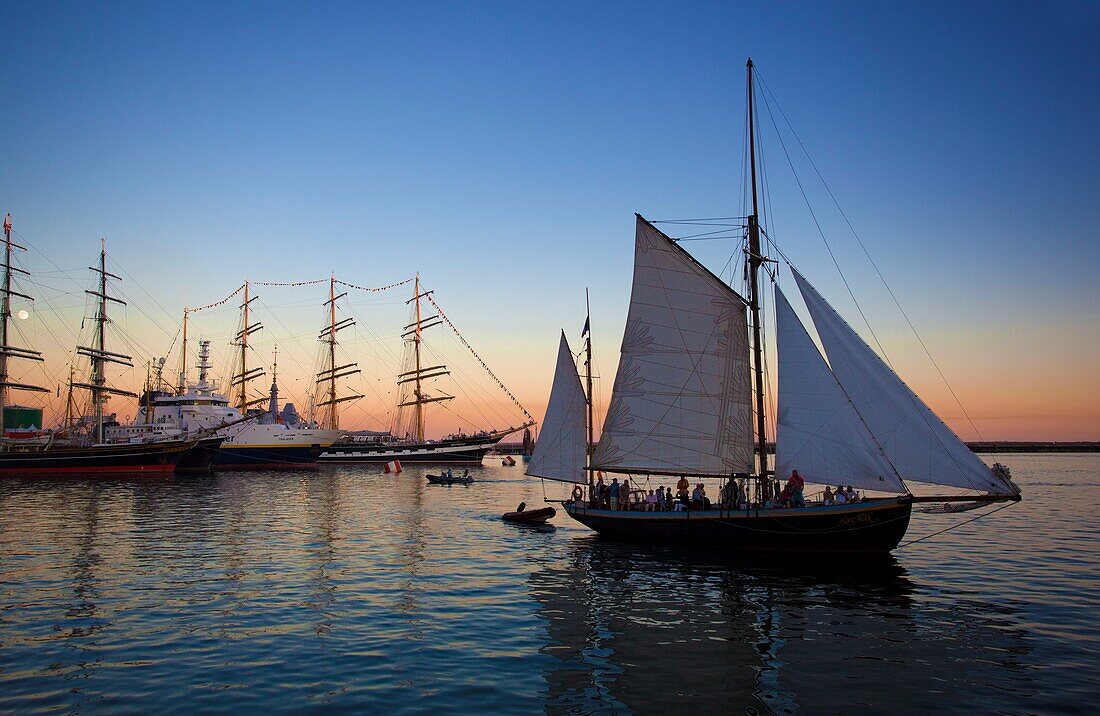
[499,441,1100,455]
[963,442,1100,453]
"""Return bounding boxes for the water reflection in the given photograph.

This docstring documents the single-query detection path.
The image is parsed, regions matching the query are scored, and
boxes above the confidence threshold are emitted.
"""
[530,538,1033,714]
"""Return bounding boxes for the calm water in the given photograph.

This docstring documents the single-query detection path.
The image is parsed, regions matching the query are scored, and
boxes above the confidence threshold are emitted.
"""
[0,454,1096,714]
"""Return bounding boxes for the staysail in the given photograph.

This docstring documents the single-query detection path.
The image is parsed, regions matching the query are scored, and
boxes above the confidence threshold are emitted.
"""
[526,331,587,484]
[774,285,906,493]
[791,269,1015,495]
[590,215,754,476]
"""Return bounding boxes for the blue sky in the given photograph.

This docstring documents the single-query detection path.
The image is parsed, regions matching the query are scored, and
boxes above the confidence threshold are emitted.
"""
[1,1,1097,438]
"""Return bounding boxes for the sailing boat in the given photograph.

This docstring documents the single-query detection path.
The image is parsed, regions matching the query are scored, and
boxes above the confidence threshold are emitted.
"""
[527,60,1021,553]
[0,228,219,475]
[319,274,535,466]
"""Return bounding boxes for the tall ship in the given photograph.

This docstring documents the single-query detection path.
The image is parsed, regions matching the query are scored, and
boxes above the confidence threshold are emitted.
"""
[132,282,344,470]
[0,219,220,475]
[319,275,534,466]
[526,60,1021,553]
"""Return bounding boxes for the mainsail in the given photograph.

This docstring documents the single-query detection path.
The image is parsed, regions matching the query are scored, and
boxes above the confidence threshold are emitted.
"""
[590,215,754,476]
[526,332,587,484]
[774,285,906,493]
[791,269,1015,495]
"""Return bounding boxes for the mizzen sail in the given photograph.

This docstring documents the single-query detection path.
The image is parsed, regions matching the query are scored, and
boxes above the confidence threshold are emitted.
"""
[774,284,906,493]
[590,215,753,476]
[791,269,1015,495]
[526,332,587,484]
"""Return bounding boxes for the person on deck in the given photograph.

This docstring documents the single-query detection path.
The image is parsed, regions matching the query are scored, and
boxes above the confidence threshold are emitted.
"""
[676,475,690,501]
[664,487,675,511]
[645,489,658,511]
[834,485,848,504]
[655,486,665,511]
[846,485,859,503]
[609,478,621,510]
[787,470,806,508]
[594,476,606,507]
[619,480,632,511]
[823,485,835,506]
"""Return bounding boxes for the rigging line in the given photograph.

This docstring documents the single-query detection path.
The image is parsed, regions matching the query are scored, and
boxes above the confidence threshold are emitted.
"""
[755,80,896,371]
[652,217,748,223]
[895,500,1017,550]
[675,235,744,243]
[672,226,747,241]
[758,103,988,493]
[110,259,180,341]
[756,71,985,443]
[423,292,533,422]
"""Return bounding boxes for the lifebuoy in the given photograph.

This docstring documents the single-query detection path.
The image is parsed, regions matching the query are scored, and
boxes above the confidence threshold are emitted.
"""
[571,485,584,502]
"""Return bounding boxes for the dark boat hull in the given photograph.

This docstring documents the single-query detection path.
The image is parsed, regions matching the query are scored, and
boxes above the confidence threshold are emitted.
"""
[176,436,226,473]
[565,498,913,553]
[0,439,198,475]
[319,434,505,466]
[503,506,556,523]
[426,474,474,485]
[214,444,321,470]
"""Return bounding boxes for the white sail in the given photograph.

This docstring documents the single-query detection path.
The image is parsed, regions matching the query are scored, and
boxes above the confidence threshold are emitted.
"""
[526,331,587,484]
[774,285,906,493]
[591,215,754,476]
[792,269,1015,495]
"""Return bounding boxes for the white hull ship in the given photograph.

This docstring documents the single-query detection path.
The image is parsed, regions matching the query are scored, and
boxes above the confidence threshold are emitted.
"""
[127,337,342,470]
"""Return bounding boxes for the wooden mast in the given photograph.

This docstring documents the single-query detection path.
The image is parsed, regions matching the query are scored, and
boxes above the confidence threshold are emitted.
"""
[746,58,770,483]
[398,274,452,442]
[177,308,188,395]
[413,274,424,442]
[328,275,337,426]
[584,288,594,494]
[315,274,361,430]
[0,214,47,433]
[232,281,264,414]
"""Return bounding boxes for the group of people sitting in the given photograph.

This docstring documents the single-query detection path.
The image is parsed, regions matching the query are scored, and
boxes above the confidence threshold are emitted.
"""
[587,475,747,512]
[577,470,864,511]
[822,484,860,505]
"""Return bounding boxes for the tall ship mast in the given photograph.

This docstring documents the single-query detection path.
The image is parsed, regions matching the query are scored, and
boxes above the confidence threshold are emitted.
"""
[72,240,138,444]
[0,213,49,435]
[232,281,265,414]
[315,274,361,430]
[526,59,1021,553]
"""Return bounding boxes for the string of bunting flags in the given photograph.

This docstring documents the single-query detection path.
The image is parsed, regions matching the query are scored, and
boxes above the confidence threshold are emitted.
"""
[187,284,244,313]
[424,292,534,422]
[336,277,414,292]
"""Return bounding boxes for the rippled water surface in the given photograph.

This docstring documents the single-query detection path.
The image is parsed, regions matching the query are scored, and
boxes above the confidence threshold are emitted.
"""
[1,454,1097,713]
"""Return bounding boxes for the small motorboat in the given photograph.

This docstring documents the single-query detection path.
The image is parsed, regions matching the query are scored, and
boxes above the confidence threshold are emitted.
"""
[502,502,556,523]
[426,472,474,485]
